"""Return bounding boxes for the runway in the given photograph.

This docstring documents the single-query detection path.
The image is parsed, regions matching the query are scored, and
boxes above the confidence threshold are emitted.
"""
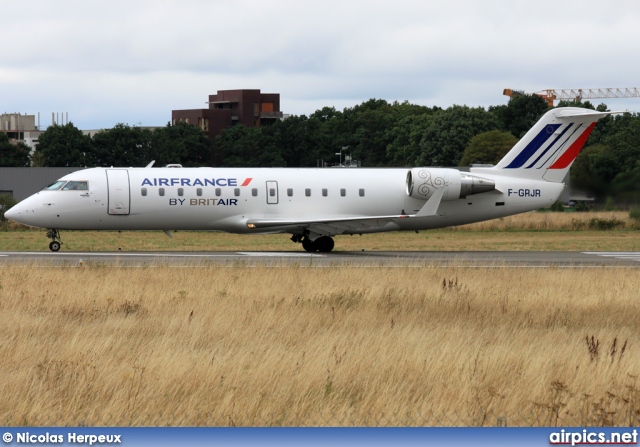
[1,251,639,267]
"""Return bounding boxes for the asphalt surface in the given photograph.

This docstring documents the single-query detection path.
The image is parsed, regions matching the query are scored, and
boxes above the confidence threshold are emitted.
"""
[1,250,639,267]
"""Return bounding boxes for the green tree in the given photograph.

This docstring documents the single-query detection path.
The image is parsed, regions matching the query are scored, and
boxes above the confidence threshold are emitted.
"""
[215,125,285,167]
[584,103,613,146]
[570,144,612,196]
[91,124,153,167]
[385,113,434,166]
[415,106,500,166]
[563,108,640,203]
[306,106,348,166]
[611,166,640,203]
[556,99,596,109]
[459,130,518,166]
[151,122,213,167]
[501,94,549,138]
[32,122,93,167]
[345,100,395,166]
[0,132,31,167]
[260,115,329,167]
[603,113,640,171]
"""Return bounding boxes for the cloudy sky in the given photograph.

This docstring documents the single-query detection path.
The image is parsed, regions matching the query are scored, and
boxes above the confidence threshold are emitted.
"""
[2,0,640,129]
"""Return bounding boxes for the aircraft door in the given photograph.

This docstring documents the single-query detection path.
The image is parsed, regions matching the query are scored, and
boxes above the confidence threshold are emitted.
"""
[266,181,278,204]
[106,169,131,215]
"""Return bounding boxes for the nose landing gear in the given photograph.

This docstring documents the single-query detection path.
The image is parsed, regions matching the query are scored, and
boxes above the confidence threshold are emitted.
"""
[46,229,62,252]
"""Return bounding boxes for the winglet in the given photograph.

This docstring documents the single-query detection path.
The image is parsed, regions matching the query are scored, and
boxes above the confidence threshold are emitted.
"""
[416,186,445,217]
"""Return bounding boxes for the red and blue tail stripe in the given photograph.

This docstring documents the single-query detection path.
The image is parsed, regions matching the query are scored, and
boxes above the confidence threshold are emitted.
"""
[476,108,613,183]
[525,123,574,169]
[504,121,595,171]
[505,124,561,169]
[549,122,596,169]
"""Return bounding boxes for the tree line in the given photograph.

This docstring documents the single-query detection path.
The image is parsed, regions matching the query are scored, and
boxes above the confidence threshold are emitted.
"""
[1,94,639,202]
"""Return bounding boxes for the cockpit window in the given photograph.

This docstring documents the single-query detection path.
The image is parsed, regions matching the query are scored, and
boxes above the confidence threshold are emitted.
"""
[45,181,67,190]
[62,181,89,191]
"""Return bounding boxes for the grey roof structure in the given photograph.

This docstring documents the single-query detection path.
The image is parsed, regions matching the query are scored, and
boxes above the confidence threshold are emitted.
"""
[0,167,84,201]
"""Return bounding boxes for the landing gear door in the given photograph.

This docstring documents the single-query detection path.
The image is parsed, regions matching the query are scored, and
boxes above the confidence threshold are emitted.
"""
[106,169,130,215]
[266,181,278,204]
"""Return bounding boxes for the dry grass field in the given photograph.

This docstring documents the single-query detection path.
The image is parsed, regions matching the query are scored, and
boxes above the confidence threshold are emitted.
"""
[1,263,639,426]
[2,211,639,252]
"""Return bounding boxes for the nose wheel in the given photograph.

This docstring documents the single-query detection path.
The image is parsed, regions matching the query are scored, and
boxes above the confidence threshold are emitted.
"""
[46,229,62,252]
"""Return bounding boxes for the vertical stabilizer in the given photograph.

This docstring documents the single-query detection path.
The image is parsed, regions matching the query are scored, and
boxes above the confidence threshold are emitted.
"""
[480,107,612,182]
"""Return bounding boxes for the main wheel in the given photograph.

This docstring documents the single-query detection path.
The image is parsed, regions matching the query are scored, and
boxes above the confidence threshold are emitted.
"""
[315,236,335,252]
[302,237,315,252]
[49,241,61,252]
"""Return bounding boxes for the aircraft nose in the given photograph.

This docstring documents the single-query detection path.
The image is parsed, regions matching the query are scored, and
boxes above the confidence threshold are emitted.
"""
[3,204,18,221]
[3,202,31,225]
[3,195,57,228]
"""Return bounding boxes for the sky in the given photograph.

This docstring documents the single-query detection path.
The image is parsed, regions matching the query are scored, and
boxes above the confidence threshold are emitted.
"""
[2,0,640,130]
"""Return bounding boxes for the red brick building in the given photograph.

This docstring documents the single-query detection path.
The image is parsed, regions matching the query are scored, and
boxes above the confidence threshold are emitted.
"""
[172,89,283,141]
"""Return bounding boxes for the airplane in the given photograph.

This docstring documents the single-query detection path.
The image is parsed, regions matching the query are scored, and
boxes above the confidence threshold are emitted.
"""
[5,107,612,252]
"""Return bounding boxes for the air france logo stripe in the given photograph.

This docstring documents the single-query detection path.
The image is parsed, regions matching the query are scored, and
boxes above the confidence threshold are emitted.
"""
[525,123,574,169]
[539,123,584,168]
[549,122,597,169]
[505,124,561,169]
[241,178,253,186]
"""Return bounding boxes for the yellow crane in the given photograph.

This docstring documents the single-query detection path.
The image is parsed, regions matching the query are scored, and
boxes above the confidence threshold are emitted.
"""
[503,88,640,107]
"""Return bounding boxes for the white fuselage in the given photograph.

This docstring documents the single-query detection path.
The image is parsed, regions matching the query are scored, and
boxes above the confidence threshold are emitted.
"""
[8,166,564,235]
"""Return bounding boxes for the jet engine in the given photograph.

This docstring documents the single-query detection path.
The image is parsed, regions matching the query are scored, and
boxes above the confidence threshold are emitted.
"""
[406,168,495,201]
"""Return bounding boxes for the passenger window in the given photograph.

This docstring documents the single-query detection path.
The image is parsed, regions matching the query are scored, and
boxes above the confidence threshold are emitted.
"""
[215,188,222,197]
[322,188,328,197]
[178,188,184,196]
[159,188,165,196]
[305,188,311,197]
[359,189,365,197]
[340,189,346,197]
[45,181,67,191]
[287,188,293,197]
[62,181,88,191]
[252,188,258,197]
[197,188,203,197]
[269,188,276,197]
[234,188,240,197]
[141,188,147,197]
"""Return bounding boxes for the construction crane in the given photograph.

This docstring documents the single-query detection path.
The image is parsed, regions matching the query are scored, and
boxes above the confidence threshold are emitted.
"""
[503,88,640,107]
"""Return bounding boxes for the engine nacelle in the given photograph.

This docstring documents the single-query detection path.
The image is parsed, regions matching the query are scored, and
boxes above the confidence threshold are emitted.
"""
[406,168,495,201]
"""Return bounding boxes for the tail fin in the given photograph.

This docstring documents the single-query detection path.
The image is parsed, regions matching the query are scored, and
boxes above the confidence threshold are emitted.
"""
[482,107,613,182]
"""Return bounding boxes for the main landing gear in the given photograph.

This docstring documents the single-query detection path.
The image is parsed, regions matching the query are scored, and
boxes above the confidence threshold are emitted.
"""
[47,229,62,252]
[291,233,335,252]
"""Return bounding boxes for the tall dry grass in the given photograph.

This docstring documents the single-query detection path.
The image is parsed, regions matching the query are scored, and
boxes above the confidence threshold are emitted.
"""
[450,211,633,231]
[1,264,639,426]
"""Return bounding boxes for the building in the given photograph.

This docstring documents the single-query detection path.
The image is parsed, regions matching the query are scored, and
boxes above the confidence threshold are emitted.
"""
[1,112,72,154]
[0,167,83,201]
[1,113,42,152]
[172,89,284,141]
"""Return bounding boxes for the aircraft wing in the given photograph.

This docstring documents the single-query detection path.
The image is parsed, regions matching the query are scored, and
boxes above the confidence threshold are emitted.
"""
[245,186,446,236]
[246,214,411,236]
